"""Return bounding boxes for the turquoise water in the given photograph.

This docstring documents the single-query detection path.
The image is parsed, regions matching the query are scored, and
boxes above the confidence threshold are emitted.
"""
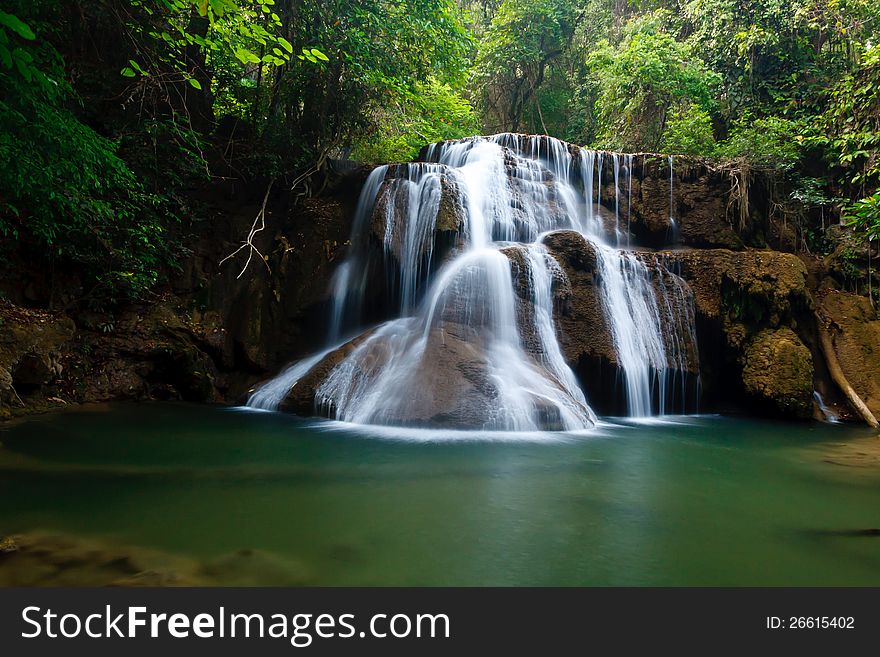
[1,403,879,585]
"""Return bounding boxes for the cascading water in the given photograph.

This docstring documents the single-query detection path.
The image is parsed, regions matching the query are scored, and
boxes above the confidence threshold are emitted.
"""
[248,134,700,429]
[327,164,388,342]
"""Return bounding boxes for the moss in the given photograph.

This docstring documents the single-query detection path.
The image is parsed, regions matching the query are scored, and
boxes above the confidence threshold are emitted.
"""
[741,327,814,418]
[435,175,465,233]
[664,249,810,322]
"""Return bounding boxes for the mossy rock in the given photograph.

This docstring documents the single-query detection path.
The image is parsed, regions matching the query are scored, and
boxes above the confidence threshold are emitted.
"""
[741,327,814,418]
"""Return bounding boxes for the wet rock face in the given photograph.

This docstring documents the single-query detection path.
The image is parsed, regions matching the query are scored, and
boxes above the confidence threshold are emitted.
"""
[282,317,581,431]
[370,166,466,272]
[542,230,701,414]
[656,248,815,413]
[0,305,74,416]
[280,330,376,416]
[542,231,616,373]
[741,327,814,418]
[620,156,745,250]
[663,249,811,323]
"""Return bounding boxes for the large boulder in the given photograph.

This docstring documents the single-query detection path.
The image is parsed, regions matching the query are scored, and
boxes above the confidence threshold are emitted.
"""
[281,321,580,430]
[541,231,615,367]
[741,327,814,418]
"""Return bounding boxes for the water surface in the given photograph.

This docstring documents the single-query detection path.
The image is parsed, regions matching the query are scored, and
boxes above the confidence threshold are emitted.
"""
[1,403,878,585]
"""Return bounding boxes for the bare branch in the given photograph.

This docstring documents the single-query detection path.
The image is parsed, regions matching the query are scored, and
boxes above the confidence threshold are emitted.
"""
[220,179,275,279]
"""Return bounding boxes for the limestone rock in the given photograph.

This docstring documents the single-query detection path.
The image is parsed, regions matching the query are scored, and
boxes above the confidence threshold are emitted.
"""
[542,231,617,370]
[741,327,814,418]
[661,249,811,323]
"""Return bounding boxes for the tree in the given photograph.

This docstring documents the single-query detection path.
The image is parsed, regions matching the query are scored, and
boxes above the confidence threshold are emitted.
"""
[0,5,171,303]
[584,12,720,151]
[475,0,580,133]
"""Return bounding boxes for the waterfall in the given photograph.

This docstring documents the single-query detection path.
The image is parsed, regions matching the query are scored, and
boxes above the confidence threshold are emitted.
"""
[813,391,841,423]
[328,165,388,341]
[248,134,701,427]
[625,154,633,247]
[612,153,621,245]
[246,344,343,410]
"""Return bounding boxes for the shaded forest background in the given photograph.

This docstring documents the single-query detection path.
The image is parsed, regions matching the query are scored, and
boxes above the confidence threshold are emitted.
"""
[0,0,878,307]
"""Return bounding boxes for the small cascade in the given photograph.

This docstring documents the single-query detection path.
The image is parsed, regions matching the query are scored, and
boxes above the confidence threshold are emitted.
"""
[625,154,633,247]
[813,391,841,423]
[580,149,596,233]
[594,246,667,417]
[612,153,621,245]
[246,344,343,410]
[379,163,447,312]
[668,155,679,244]
[249,134,702,427]
[328,165,388,341]
[315,246,596,430]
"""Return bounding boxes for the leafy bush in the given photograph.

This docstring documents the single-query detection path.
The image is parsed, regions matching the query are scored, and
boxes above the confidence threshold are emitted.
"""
[845,192,880,243]
[661,104,716,155]
[585,13,721,151]
[0,10,171,302]
[351,79,480,162]
[716,114,805,169]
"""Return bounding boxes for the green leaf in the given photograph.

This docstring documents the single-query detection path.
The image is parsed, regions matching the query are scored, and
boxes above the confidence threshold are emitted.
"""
[120,67,136,77]
[310,48,329,62]
[187,77,202,90]
[278,37,293,53]
[13,51,32,81]
[0,11,36,40]
[235,47,261,64]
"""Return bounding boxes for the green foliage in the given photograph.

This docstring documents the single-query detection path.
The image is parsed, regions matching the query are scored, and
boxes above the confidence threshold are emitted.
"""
[125,0,299,83]
[585,13,720,151]
[5,0,880,306]
[844,192,880,243]
[661,104,716,155]
[717,114,805,169]
[0,7,173,302]
[351,79,480,163]
[817,44,880,189]
[0,9,53,90]
[475,0,579,133]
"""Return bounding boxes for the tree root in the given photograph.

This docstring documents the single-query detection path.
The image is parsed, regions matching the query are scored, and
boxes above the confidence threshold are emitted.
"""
[816,312,879,429]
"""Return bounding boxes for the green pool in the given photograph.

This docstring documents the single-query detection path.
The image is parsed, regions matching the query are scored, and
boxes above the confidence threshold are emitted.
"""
[1,403,878,586]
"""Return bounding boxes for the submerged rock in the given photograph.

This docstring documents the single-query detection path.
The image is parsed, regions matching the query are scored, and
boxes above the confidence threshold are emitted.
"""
[741,327,814,418]
[0,531,312,587]
[0,536,18,553]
